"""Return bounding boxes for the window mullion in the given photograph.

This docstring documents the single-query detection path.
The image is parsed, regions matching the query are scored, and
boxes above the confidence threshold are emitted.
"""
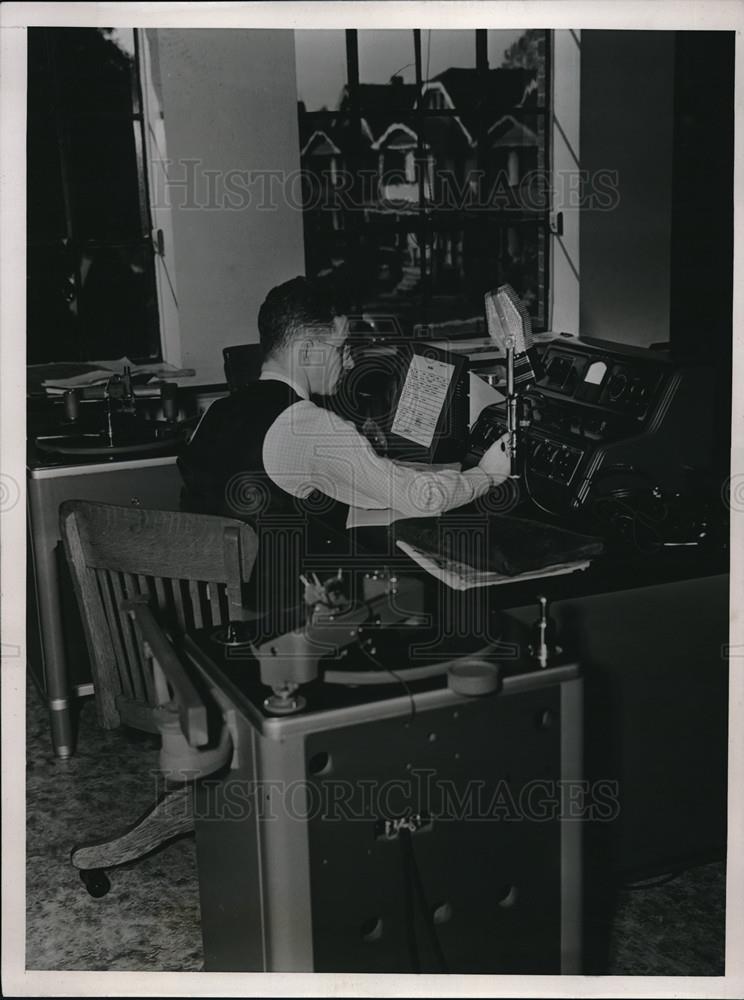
[413,28,429,323]
[132,31,155,240]
[344,29,362,315]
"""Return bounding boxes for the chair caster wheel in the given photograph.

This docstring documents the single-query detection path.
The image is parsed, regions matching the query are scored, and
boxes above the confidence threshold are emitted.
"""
[80,868,110,898]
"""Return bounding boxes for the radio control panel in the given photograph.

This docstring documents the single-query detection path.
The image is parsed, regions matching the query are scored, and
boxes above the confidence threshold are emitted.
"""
[467,336,713,512]
[538,343,665,417]
[474,412,584,486]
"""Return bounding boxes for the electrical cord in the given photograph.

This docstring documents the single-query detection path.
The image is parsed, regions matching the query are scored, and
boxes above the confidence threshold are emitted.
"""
[527,456,672,552]
[360,647,417,723]
[521,458,565,518]
[401,830,421,972]
[591,484,672,554]
[399,828,448,973]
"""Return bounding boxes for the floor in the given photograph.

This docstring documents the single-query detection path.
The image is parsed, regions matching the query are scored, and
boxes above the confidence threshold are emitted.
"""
[25,683,726,976]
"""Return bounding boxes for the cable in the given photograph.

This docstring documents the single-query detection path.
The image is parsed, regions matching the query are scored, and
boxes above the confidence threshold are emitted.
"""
[400,828,448,972]
[400,831,420,972]
[362,647,417,723]
[522,458,565,518]
[523,454,672,547]
[591,490,672,554]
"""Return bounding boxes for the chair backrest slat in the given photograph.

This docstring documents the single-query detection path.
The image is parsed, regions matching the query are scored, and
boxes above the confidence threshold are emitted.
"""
[125,573,151,700]
[123,570,153,697]
[171,577,188,632]
[187,579,204,629]
[128,606,157,705]
[207,581,223,628]
[95,568,134,701]
[109,571,146,703]
[60,501,258,732]
[153,576,168,621]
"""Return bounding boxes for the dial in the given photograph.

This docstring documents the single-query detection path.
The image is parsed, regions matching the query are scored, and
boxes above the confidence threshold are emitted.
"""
[607,372,628,401]
[630,377,648,400]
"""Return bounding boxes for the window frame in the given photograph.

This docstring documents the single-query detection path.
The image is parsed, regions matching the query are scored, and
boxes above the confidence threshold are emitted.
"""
[138,27,182,366]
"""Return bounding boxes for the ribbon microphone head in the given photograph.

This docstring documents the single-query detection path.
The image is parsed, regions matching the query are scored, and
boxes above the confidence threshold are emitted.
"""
[484,284,541,480]
[484,284,540,387]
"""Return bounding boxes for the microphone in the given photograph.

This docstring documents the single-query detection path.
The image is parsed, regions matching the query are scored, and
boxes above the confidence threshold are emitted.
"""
[484,285,539,478]
[484,284,540,386]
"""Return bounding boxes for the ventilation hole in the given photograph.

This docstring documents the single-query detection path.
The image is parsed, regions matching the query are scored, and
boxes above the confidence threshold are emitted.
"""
[432,902,453,925]
[360,916,383,942]
[496,884,518,908]
[308,752,332,775]
[536,709,554,730]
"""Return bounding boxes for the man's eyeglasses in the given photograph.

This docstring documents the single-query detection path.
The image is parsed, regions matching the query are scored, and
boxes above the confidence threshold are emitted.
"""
[315,339,353,368]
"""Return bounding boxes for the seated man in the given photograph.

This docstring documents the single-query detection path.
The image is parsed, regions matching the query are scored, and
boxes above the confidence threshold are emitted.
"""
[178,276,511,609]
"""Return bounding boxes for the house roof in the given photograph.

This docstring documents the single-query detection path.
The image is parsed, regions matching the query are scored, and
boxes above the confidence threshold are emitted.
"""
[298,111,374,156]
[428,67,538,112]
[299,67,539,157]
[487,115,538,148]
[371,122,419,151]
[300,129,342,158]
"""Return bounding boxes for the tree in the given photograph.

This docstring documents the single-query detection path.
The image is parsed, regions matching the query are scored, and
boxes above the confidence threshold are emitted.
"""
[502,30,542,70]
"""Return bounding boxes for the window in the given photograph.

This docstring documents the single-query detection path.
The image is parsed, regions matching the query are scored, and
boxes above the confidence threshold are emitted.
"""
[27,28,161,364]
[295,29,550,332]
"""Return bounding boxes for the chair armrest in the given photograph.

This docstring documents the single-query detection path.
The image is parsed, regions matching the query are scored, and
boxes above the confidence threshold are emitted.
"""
[122,598,208,748]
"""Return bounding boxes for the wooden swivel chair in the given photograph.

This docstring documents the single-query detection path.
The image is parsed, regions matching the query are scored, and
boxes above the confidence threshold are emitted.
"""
[60,500,258,896]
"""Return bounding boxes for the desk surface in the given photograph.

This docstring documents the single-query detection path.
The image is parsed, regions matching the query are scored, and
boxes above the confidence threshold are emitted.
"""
[184,621,581,739]
[317,515,728,610]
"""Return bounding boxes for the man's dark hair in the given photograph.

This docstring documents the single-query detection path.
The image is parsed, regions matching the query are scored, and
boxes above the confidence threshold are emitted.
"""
[257,276,346,361]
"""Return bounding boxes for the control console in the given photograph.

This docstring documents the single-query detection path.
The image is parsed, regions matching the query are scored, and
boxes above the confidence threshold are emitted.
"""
[467,337,715,513]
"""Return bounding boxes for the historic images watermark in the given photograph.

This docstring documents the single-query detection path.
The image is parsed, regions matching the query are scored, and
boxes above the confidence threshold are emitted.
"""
[722,473,744,513]
[161,772,621,825]
[150,161,620,215]
[0,472,20,513]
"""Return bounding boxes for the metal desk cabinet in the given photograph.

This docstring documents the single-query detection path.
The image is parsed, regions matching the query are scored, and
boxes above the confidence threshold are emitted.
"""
[188,640,583,975]
[27,457,184,756]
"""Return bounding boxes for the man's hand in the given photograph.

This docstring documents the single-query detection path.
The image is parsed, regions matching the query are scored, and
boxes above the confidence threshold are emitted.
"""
[478,432,512,482]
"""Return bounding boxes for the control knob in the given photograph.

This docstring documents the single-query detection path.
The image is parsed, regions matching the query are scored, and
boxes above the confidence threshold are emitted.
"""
[607,372,628,401]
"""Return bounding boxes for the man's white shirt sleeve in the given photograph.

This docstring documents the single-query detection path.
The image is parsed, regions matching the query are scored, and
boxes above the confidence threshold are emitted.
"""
[263,400,494,518]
